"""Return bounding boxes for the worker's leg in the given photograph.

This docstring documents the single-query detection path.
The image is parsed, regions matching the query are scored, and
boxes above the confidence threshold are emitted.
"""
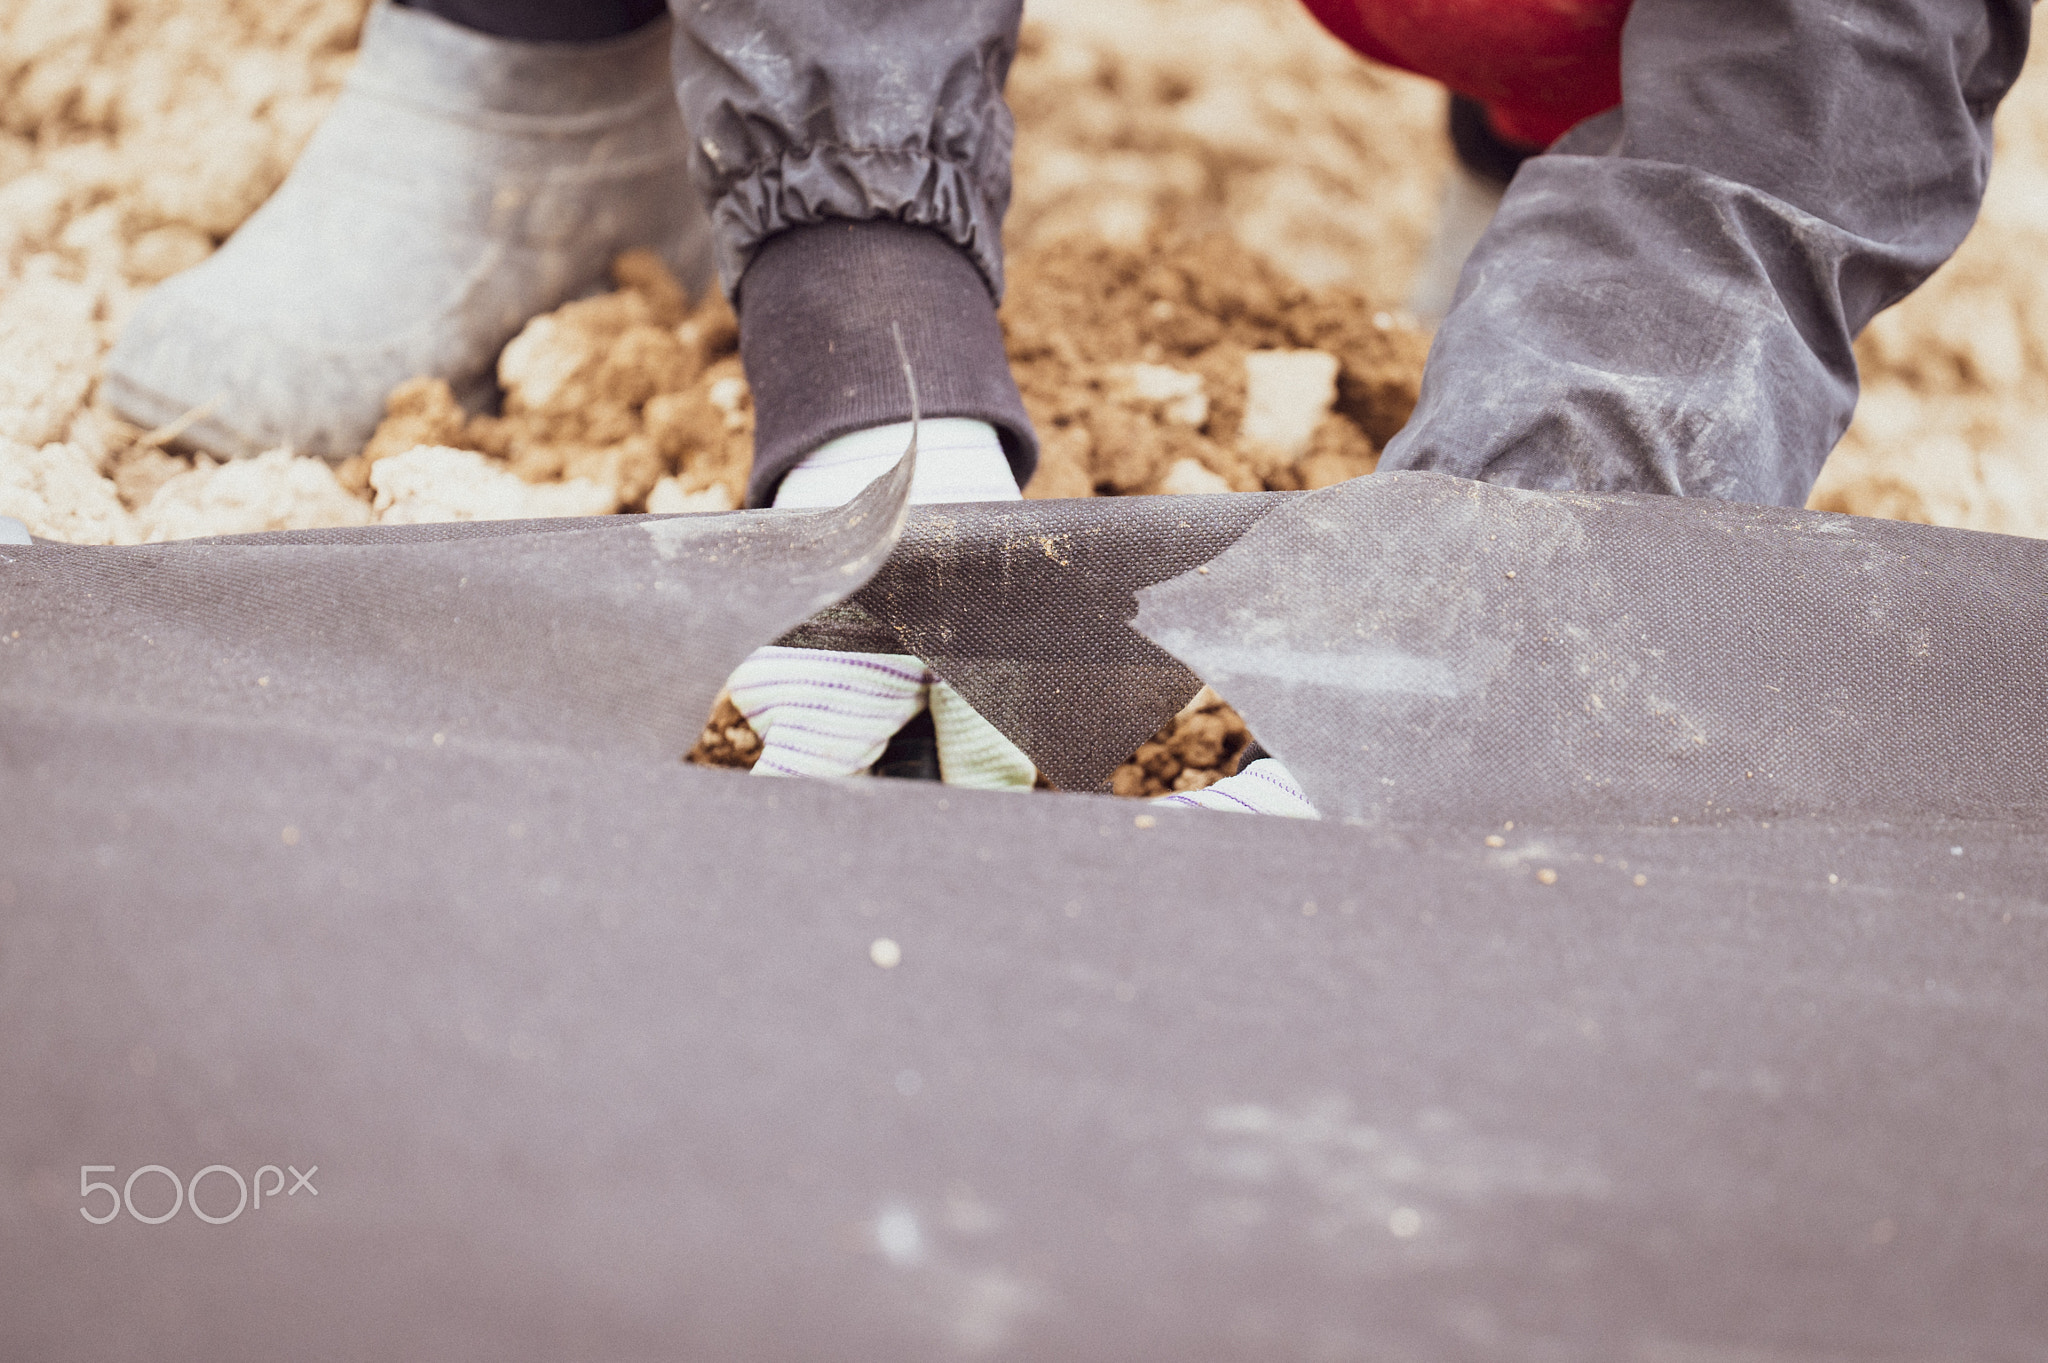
[1308,0,2029,507]
[667,0,1039,509]
[1380,0,2029,506]
[671,0,1041,788]
[103,2,710,460]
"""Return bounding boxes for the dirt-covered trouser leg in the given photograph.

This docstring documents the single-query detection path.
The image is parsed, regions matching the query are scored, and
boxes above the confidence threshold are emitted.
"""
[394,0,667,42]
[665,0,1038,507]
[1382,0,2031,507]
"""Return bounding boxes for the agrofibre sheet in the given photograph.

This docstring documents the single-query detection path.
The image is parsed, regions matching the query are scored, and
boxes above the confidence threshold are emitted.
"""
[3,469,2048,1361]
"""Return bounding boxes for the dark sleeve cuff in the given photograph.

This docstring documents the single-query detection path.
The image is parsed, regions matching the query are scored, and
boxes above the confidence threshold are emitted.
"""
[736,219,1038,508]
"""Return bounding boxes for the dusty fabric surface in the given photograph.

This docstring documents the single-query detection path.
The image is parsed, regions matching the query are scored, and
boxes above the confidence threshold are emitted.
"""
[776,493,1281,791]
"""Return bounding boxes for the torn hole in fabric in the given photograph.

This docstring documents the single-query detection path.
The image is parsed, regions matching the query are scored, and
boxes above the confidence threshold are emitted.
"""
[773,492,1293,792]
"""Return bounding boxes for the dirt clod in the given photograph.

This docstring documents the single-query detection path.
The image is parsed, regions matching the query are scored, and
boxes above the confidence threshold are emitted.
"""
[688,694,763,770]
[1005,231,1429,496]
[1108,688,1252,797]
[347,252,749,515]
[344,229,1425,518]
[694,683,1254,803]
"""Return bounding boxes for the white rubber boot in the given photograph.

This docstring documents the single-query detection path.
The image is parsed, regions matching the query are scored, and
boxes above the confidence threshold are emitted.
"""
[103,2,712,460]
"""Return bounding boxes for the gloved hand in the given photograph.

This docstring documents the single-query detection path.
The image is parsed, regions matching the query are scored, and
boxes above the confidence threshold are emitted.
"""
[726,646,928,780]
[1154,757,1320,819]
[726,649,1036,788]
[725,417,1038,788]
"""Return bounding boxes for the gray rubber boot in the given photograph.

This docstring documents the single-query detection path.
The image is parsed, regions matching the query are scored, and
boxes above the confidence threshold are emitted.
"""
[103,1,712,461]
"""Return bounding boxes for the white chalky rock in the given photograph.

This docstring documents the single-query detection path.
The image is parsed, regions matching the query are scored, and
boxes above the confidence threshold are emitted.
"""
[1118,363,1209,427]
[707,374,751,429]
[371,445,618,523]
[646,476,737,515]
[495,312,588,412]
[1241,348,1340,461]
[140,448,372,542]
[0,264,105,448]
[1159,456,1232,496]
[0,437,137,544]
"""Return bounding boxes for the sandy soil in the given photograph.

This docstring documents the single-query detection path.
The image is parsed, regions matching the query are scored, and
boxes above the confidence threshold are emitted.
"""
[4,0,2045,783]
[0,0,363,537]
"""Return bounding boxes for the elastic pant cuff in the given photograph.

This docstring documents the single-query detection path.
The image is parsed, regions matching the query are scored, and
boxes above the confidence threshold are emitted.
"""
[738,220,1038,508]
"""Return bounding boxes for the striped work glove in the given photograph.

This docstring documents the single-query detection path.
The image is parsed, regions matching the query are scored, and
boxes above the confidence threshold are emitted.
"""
[1153,757,1320,819]
[726,418,1038,788]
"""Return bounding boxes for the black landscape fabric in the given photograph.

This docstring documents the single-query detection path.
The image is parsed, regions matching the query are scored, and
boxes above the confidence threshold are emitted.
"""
[2,470,2045,1361]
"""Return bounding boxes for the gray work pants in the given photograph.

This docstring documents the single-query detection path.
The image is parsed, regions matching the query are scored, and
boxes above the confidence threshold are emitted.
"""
[668,0,2028,507]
